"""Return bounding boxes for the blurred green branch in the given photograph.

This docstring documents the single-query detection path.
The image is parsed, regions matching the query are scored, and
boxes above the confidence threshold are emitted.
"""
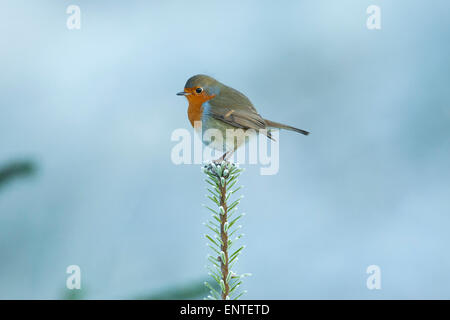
[0,160,36,190]
[136,279,219,300]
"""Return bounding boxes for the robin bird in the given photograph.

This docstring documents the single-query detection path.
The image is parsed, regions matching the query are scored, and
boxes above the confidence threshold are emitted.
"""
[177,74,309,161]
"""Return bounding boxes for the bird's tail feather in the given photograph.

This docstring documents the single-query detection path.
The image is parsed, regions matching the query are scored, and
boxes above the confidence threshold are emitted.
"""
[264,119,309,136]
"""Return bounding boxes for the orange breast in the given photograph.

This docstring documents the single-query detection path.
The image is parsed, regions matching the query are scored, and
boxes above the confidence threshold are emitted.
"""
[187,101,204,127]
[185,92,216,127]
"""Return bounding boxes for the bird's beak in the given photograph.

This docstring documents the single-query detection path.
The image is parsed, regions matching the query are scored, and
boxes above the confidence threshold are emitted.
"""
[176,91,190,96]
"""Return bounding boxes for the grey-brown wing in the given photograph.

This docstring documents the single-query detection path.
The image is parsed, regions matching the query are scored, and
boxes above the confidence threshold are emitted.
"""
[206,92,273,139]
[207,104,265,129]
[207,85,265,127]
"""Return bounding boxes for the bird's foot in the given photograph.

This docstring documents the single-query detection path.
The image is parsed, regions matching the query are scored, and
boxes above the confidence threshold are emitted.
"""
[213,151,233,164]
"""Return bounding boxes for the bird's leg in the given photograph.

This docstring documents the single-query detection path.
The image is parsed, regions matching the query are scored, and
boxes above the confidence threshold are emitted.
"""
[213,151,234,164]
[224,150,234,161]
[213,152,228,164]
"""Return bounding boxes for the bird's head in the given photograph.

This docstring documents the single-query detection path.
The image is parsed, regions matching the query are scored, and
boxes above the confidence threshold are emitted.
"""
[177,74,220,103]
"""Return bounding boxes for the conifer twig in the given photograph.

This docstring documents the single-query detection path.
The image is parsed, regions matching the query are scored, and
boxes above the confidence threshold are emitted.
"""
[203,161,250,300]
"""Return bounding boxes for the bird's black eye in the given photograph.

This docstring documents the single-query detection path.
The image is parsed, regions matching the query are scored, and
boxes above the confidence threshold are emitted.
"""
[195,87,203,94]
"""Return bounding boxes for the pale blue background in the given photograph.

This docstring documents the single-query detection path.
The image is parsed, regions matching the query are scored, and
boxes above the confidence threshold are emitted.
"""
[0,0,449,299]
